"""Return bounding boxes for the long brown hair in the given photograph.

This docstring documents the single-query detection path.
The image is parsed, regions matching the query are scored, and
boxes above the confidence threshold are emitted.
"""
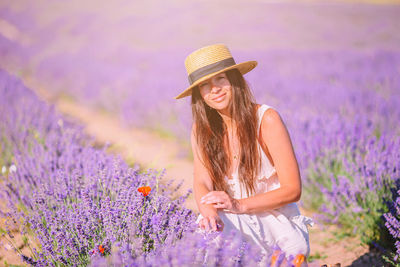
[191,68,261,197]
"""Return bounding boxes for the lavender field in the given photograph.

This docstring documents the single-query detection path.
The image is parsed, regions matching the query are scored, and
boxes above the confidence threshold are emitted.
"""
[1,69,281,266]
[1,0,400,266]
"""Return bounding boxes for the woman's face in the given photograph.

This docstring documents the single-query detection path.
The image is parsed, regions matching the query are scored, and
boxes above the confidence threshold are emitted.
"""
[198,72,232,113]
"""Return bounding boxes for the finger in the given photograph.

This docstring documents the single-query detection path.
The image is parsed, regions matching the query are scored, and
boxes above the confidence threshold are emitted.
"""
[200,196,212,204]
[200,192,214,203]
[201,219,208,231]
[201,191,221,201]
[200,196,208,204]
[204,218,210,231]
[204,197,222,204]
[204,196,221,202]
[210,218,217,231]
[213,202,225,209]
[198,219,204,230]
[201,192,213,199]
[199,218,205,230]
[201,192,227,204]
[200,197,208,204]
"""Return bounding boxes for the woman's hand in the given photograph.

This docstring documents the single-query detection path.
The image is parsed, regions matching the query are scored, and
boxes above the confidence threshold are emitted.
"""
[200,191,244,214]
[198,212,224,232]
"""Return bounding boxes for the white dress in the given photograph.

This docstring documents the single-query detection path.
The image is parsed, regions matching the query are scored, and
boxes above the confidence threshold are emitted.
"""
[195,104,314,261]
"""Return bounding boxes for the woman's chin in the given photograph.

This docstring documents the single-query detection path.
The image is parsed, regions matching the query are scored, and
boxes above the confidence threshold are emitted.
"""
[212,100,230,111]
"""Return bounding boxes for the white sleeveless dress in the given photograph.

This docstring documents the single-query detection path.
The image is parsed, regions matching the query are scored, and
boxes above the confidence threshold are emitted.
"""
[195,104,314,261]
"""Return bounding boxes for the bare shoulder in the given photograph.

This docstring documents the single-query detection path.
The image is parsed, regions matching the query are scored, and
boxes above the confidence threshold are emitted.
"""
[260,107,284,128]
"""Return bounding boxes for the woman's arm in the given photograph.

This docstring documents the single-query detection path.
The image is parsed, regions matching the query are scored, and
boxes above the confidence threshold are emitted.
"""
[191,124,214,212]
[191,124,224,231]
[239,108,302,214]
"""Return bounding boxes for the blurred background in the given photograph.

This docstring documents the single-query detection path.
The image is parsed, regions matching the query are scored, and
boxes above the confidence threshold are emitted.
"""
[1,0,399,142]
[1,0,400,265]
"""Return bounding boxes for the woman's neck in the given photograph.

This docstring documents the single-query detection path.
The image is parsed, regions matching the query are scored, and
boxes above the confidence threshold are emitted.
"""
[217,103,259,132]
[219,112,236,134]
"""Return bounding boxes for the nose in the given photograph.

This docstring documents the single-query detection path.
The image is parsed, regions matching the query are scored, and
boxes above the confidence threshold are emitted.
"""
[210,81,221,93]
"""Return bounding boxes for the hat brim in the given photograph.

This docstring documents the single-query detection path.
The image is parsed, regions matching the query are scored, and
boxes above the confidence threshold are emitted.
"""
[174,60,257,99]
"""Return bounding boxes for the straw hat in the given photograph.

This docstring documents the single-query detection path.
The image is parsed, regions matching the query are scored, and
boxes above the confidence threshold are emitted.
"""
[174,43,257,99]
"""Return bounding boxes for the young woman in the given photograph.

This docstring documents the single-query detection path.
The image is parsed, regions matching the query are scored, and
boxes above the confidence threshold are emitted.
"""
[175,44,314,264]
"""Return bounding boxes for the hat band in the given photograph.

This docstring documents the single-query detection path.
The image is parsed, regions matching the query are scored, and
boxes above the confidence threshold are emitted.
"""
[188,57,236,85]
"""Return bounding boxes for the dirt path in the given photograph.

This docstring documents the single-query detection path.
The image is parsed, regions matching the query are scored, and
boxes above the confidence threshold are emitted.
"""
[13,76,373,267]
[31,82,197,212]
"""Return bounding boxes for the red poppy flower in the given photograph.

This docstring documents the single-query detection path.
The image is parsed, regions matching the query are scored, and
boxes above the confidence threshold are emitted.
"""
[293,254,305,267]
[138,186,151,197]
[270,250,280,266]
[98,245,105,254]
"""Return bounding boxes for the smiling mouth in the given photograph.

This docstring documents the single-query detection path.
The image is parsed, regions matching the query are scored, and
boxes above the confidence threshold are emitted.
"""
[213,93,226,101]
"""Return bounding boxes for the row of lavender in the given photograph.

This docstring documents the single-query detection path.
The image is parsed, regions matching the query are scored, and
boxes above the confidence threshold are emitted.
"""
[279,51,400,239]
[260,50,400,259]
[0,69,287,266]
[1,2,400,141]
[3,38,400,266]
[1,64,399,265]
[1,0,400,263]
[75,47,400,261]
[12,46,400,250]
